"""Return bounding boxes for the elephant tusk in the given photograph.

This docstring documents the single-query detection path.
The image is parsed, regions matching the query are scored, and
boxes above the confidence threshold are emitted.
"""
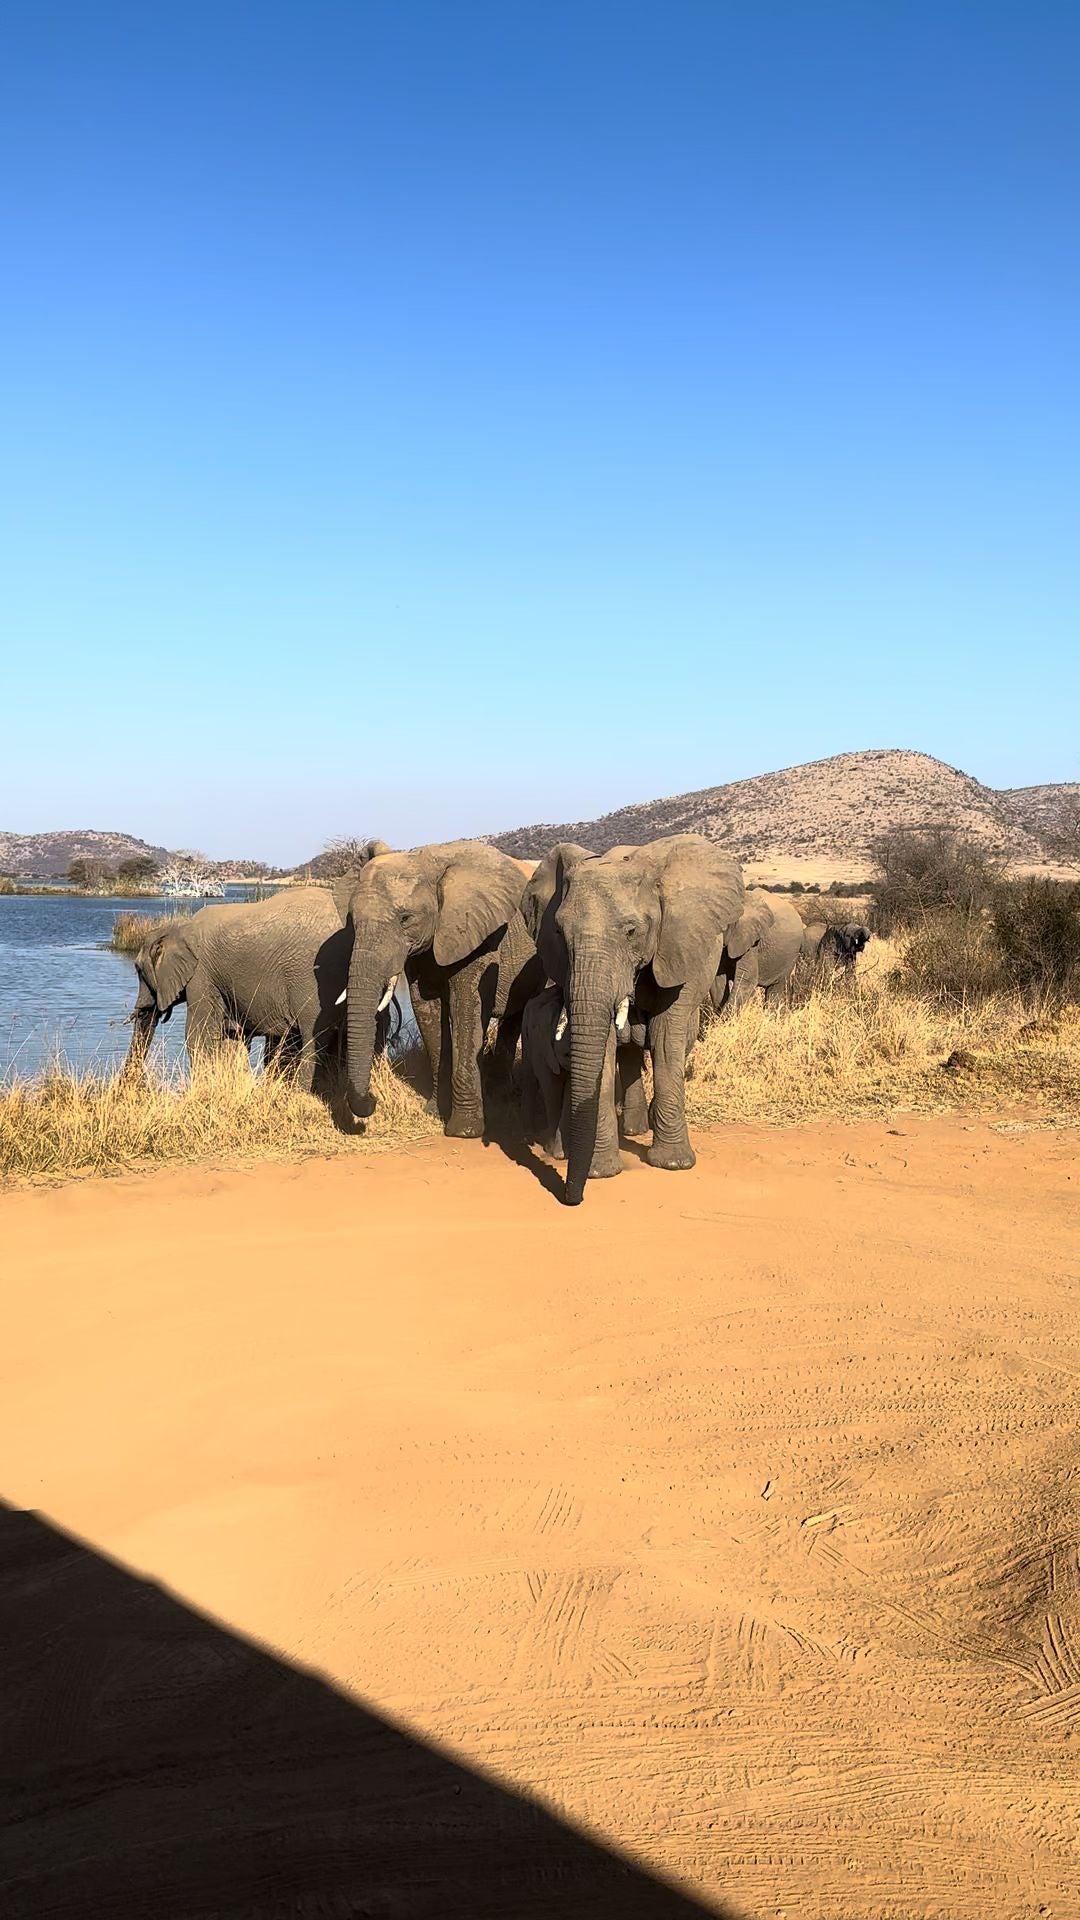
[335,988,347,1005]
[377,974,399,1013]
[614,996,630,1033]
[554,1006,568,1043]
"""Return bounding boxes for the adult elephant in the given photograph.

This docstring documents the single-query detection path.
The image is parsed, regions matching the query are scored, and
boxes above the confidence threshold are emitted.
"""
[343,840,542,1137]
[711,890,805,1013]
[522,844,651,1159]
[525,835,744,1205]
[123,845,390,1087]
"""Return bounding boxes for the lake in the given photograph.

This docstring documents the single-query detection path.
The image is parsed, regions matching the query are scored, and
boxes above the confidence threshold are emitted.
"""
[0,891,250,1080]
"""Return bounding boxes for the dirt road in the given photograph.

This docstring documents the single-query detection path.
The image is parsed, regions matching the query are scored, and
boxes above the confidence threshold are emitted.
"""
[2,1119,1078,1917]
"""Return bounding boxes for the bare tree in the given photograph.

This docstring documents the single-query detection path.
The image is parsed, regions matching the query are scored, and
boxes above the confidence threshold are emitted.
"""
[309,836,391,880]
[158,852,225,898]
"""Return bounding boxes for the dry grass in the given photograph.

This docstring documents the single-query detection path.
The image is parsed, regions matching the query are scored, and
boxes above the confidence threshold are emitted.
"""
[109,908,194,954]
[685,938,1080,1128]
[2,938,1078,1187]
[0,1047,439,1185]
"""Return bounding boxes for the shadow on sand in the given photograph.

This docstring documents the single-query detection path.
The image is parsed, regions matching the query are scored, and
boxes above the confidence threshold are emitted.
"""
[0,1502,735,1918]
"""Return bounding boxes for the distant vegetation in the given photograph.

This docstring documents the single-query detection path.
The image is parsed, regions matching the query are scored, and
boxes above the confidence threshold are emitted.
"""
[870,826,1080,1009]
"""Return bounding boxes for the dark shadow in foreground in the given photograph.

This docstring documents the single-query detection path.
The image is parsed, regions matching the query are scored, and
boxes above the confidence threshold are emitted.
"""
[0,1502,734,1918]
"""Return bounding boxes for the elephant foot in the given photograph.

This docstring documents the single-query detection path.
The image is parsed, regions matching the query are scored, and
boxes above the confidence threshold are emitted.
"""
[549,1130,567,1162]
[620,1089,650,1137]
[647,1138,696,1173]
[587,1148,623,1181]
[445,1108,484,1139]
[423,1094,442,1117]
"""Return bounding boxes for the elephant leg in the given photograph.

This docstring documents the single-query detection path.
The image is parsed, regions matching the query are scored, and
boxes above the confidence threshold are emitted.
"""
[408,969,448,1118]
[291,1013,319,1095]
[762,977,788,1008]
[518,1042,543,1142]
[184,990,227,1069]
[554,1077,570,1162]
[726,952,761,1014]
[647,1000,696,1173]
[617,1037,649,1136]
[538,1059,568,1156]
[262,1033,286,1075]
[587,1023,622,1179]
[445,958,486,1138]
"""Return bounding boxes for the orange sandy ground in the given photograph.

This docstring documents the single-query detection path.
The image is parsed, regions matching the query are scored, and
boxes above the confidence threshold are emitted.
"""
[2,1119,1078,1918]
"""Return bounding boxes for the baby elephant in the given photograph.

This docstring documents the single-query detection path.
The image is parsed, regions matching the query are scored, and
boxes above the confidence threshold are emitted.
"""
[802,921,872,981]
[519,987,650,1164]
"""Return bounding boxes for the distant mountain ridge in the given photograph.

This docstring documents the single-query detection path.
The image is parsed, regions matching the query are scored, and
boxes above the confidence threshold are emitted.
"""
[489,750,1078,867]
[0,828,170,879]
[5,752,1076,878]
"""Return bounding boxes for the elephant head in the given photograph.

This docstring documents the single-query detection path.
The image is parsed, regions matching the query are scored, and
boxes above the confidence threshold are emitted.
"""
[122,921,201,1077]
[726,891,774,962]
[546,835,743,1205]
[824,922,872,972]
[521,843,593,988]
[343,840,525,1123]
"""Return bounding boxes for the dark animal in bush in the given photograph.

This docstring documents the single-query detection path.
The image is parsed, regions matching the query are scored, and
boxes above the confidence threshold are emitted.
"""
[802,922,871,981]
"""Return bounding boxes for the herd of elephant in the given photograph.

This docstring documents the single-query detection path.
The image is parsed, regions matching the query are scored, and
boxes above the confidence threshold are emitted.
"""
[124,834,870,1206]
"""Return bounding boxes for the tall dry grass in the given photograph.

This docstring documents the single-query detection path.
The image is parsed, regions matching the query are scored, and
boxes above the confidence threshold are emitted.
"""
[108,907,195,954]
[2,937,1077,1186]
[0,1047,439,1185]
[686,937,1080,1127]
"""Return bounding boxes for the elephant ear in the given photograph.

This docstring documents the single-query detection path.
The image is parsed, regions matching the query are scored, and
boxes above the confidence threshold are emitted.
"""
[149,925,200,1012]
[726,889,773,960]
[653,838,745,990]
[433,844,526,968]
[520,843,591,943]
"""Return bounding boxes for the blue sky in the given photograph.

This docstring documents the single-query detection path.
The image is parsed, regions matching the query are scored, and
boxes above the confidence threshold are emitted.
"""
[2,3,1077,863]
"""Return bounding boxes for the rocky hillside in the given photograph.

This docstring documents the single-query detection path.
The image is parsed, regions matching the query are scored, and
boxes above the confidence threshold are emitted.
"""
[490,750,1069,865]
[998,781,1080,853]
[0,829,170,879]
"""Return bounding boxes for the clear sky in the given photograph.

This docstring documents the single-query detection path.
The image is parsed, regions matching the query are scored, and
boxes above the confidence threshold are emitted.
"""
[2,3,1077,864]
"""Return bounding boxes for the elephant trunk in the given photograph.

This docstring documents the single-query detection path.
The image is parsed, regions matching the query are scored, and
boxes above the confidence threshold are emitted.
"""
[121,1002,159,1081]
[564,946,618,1206]
[346,926,407,1122]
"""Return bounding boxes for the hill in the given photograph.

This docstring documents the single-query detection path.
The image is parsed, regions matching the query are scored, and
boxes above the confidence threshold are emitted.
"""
[998,781,1080,854]
[0,828,171,879]
[489,750,1071,868]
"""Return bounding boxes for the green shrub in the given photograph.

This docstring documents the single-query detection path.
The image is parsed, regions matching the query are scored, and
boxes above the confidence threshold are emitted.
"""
[898,910,1005,1005]
[992,879,1080,1002]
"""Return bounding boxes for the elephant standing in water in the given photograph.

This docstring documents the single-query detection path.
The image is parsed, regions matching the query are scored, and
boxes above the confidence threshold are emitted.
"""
[343,840,542,1137]
[711,890,806,1014]
[525,835,744,1204]
[123,844,390,1089]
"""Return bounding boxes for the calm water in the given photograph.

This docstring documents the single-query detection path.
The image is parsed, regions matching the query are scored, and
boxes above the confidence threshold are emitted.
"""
[0,892,253,1080]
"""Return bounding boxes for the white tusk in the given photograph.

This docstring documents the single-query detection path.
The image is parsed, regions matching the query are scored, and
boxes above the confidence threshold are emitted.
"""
[335,988,347,1005]
[554,1006,568,1042]
[377,974,399,1013]
[614,997,630,1032]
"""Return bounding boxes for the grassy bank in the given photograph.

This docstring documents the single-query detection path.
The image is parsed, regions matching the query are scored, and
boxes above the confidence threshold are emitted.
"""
[2,938,1077,1186]
[0,1049,439,1184]
[108,908,195,954]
